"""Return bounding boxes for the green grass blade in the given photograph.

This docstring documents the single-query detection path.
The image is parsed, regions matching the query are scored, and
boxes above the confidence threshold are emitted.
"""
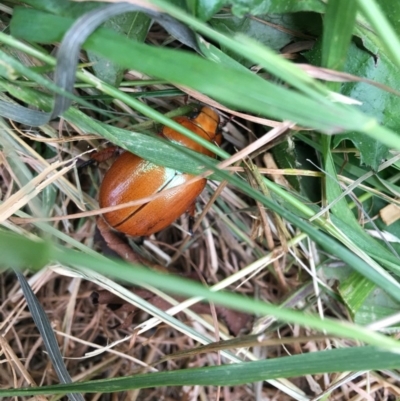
[7,7,399,143]
[0,346,399,396]
[320,0,361,226]
[1,231,400,352]
[356,0,400,68]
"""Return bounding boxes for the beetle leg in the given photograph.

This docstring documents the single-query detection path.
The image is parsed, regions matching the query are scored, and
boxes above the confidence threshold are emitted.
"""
[187,201,197,236]
[80,146,119,168]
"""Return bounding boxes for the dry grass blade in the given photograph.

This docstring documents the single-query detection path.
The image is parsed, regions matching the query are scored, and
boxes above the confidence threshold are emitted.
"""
[0,160,76,222]
[14,271,84,401]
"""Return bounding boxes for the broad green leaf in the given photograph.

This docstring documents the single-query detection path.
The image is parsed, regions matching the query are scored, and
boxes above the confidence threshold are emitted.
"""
[210,13,296,65]
[188,0,225,20]
[252,0,325,14]
[229,0,265,17]
[354,287,400,326]
[88,12,151,87]
[356,0,400,70]
[272,138,321,203]
[333,42,398,169]
[325,264,400,327]
[339,272,376,315]
[196,35,255,72]
[20,0,99,17]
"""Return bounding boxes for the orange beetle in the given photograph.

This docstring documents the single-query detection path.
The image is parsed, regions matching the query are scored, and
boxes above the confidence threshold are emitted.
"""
[99,107,221,237]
